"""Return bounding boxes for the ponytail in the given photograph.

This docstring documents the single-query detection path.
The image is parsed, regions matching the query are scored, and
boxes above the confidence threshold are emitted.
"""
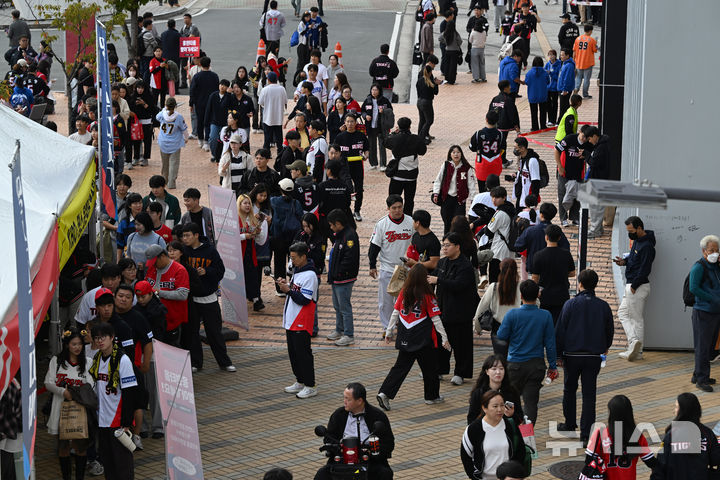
[423,64,434,88]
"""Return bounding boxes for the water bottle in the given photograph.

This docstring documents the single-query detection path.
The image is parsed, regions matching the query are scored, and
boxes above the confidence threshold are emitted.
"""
[600,354,607,368]
[543,369,558,385]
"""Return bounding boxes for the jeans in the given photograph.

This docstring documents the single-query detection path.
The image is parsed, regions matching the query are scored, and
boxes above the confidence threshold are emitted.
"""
[160,149,181,188]
[190,107,198,136]
[618,283,650,349]
[332,281,355,337]
[494,5,505,30]
[132,123,154,160]
[693,309,720,385]
[508,357,547,424]
[382,88,393,103]
[368,129,387,167]
[377,269,395,329]
[195,106,207,141]
[388,179,417,215]
[574,66,593,97]
[417,98,434,140]
[291,0,302,16]
[562,355,601,440]
[208,123,222,160]
[470,47,486,81]
[262,123,283,150]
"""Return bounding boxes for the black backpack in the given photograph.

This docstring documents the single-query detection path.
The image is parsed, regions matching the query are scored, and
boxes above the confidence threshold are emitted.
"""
[537,158,550,188]
[683,261,710,308]
[497,215,530,253]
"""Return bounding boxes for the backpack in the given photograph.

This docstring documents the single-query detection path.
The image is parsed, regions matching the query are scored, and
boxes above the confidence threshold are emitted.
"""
[537,158,550,188]
[496,213,529,253]
[498,36,521,61]
[683,261,710,308]
[281,201,302,239]
[290,30,300,47]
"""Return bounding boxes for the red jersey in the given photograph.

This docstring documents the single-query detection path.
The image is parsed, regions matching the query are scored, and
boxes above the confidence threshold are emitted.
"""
[393,292,441,350]
[586,427,653,480]
[154,224,173,244]
[145,258,189,331]
[148,57,165,90]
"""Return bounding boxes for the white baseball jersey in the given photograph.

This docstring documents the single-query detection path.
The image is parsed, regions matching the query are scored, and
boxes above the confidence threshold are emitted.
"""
[75,286,136,325]
[370,214,414,273]
[95,353,137,428]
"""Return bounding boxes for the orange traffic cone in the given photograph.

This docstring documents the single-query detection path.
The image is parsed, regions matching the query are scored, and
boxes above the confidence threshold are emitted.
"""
[334,41,343,66]
[257,39,266,60]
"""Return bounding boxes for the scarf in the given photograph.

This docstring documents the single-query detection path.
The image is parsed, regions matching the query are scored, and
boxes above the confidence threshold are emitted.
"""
[89,343,121,393]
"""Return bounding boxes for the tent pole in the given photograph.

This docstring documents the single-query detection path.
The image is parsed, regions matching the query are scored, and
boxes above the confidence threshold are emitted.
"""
[49,288,60,356]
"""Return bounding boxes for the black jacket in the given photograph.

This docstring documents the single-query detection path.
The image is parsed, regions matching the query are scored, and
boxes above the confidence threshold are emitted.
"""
[624,230,656,290]
[383,129,427,180]
[368,54,399,89]
[133,296,167,342]
[240,167,281,197]
[461,416,527,480]
[205,91,234,127]
[558,22,580,51]
[189,70,220,108]
[514,220,570,274]
[327,226,360,284]
[488,92,520,130]
[435,255,479,323]
[183,242,226,298]
[467,385,524,425]
[294,230,326,275]
[360,94,392,133]
[588,134,611,180]
[275,145,304,179]
[466,15,489,34]
[555,290,613,356]
[325,404,394,462]
[651,423,720,480]
[129,90,156,120]
[416,73,439,100]
[160,28,181,64]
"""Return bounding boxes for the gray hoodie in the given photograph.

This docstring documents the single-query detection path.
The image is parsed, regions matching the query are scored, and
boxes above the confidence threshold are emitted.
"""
[260,9,286,41]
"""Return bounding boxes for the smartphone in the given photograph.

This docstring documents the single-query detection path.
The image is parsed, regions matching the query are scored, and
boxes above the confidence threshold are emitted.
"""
[504,401,514,409]
[504,174,515,182]
[399,256,408,263]
[258,212,266,221]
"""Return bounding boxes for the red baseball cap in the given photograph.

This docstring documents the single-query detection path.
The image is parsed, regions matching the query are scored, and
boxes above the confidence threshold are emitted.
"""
[94,287,114,302]
[134,280,153,296]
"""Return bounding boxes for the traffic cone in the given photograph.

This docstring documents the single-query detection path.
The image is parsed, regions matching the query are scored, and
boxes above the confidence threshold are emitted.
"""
[334,42,343,66]
[257,39,266,60]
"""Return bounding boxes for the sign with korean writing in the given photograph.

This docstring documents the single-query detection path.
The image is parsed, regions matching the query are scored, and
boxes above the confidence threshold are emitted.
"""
[179,37,200,58]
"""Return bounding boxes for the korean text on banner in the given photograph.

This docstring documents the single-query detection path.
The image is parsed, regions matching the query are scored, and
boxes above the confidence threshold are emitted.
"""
[179,37,200,58]
[207,185,249,330]
[95,20,116,217]
[10,142,37,479]
[57,162,96,269]
[154,339,204,480]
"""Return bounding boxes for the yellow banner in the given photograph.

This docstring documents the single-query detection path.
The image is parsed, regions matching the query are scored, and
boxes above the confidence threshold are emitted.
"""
[57,162,96,269]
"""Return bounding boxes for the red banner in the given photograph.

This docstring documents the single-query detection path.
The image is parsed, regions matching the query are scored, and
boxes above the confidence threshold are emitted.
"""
[153,339,204,479]
[179,37,200,58]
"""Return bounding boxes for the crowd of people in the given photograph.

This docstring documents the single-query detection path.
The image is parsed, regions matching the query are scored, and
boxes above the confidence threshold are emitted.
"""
[2,0,720,479]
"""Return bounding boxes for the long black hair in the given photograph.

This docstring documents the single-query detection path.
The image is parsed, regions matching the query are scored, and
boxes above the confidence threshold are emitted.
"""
[401,264,434,312]
[471,354,511,397]
[607,395,640,456]
[446,144,471,168]
[57,328,87,375]
[673,392,702,427]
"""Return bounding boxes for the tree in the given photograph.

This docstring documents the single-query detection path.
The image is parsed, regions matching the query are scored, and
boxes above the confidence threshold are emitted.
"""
[105,0,153,59]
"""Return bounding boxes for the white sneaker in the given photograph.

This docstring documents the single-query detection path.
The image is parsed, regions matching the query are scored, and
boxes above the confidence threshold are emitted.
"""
[87,460,104,476]
[222,365,237,372]
[425,396,445,405]
[335,335,355,346]
[561,220,569,227]
[379,166,387,172]
[188,133,198,140]
[627,341,643,361]
[451,375,464,385]
[354,212,363,222]
[275,291,287,297]
[326,331,342,341]
[284,382,304,393]
[202,143,210,152]
[368,165,377,170]
[618,351,630,359]
[132,434,144,450]
[376,392,391,411]
[296,386,318,398]
[197,139,203,148]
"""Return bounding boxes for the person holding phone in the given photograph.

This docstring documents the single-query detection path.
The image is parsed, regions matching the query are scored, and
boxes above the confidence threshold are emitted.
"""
[467,355,524,425]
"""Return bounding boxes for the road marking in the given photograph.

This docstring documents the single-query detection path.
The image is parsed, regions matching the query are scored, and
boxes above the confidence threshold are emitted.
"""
[535,21,552,59]
[389,11,402,60]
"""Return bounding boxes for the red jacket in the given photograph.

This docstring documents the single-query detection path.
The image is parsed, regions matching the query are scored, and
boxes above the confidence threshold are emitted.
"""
[148,57,165,90]
[145,258,189,331]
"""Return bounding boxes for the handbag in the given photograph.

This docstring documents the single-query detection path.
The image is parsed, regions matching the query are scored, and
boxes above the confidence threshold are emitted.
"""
[508,418,534,476]
[386,264,408,297]
[385,158,399,178]
[59,400,89,440]
[478,284,496,331]
[578,430,607,480]
[413,43,423,66]
[130,117,144,141]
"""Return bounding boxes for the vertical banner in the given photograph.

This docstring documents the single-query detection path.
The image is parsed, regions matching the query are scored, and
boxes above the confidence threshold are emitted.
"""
[10,141,37,479]
[154,339,204,480]
[179,37,201,57]
[207,185,249,330]
[95,20,116,217]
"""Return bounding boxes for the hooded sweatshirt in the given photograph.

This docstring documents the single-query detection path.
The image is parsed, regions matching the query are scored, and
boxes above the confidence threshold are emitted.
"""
[624,230,656,290]
[558,57,576,92]
[524,66,550,104]
[499,56,520,93]
[156,108,188,154]
[183,242,225,300]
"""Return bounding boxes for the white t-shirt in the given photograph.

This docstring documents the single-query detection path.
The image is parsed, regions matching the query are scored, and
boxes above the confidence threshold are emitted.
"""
[481,418,510,480]
[75,286,136,325]
[258,83,288,126]
[69,131,91,144]
[295,77,327,104]
[95,353,138,428]
[370,214,414,273]
[518,208,538,225]
[303,62,329,82]
[513,156,540,206]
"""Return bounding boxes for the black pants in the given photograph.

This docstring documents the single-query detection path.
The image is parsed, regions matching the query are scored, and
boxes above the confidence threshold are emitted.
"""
[508,357,546,424]
[132,124,154,160]
[1,450,15,480]
[437,321,473,379]
[180,58,189,87]
[498,129,510,165]
[368,129,387,167]
[380,344,440,400]
[559,93,570,119]
[476,178,487,193]
[444,50,459,84]
[244,250,261,301]
[547,91,559,124]
[529,102,548,132]
[519,38,530,68]
[440,197,465,234]
[296,44,311,73]
[488,258,501,284]
[188,301,232,369]
[541,303,564,327]
[152,88,166,111]
[263,123,283,150]
[196,106,207,141]
[272,236,291,290]
[348,161,364,213]
[417,98,434,140]
[317,0,324,15]
[286,329,315,386]
[562,355,601,440]
[693,309,720,385]
[388,179,417,215]
[98,427,134,480]
[315,462,393,480]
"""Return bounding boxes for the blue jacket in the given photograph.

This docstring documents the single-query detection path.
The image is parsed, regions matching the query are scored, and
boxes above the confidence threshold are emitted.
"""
[497,304,557,368]
[555,290,614,355]
[514,220,571,273]
[624,230,656,290]
[558,58,576,93]
[689,258,720,313]
[499,56,520,93]
[524,66,549,104]
[545,59,562,92]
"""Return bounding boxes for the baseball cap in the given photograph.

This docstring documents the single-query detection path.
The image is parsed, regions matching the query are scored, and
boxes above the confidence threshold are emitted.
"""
[559,13,571,19]
[230,133,244,144]
[16,59,28,67]
[279,178,294,192]
[288,160,307,174]
[125,77,137,86]
[134,280,153,296]
[267,71,278,83]
[145,244,168,260]
[94,287,114,302]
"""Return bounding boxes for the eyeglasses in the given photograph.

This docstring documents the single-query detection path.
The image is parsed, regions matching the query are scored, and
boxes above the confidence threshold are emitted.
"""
[441,243,454,249]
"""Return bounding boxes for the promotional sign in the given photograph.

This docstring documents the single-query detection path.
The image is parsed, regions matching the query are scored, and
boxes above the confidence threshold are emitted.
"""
[10,142,37,479]
[207,185,249,330]
[154,339,204,480]
[95,20,116,217]
[179,37,201,58]
[57,162,96,268]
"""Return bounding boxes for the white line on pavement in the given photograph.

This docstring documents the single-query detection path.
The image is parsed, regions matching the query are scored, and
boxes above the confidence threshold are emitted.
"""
[409,19,421,105]
[389,11,402,60]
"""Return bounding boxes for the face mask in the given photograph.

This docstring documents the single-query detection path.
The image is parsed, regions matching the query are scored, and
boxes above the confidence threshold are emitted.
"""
[708,252,720,264]
[513,149,521,157]
[628,232,638,240]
